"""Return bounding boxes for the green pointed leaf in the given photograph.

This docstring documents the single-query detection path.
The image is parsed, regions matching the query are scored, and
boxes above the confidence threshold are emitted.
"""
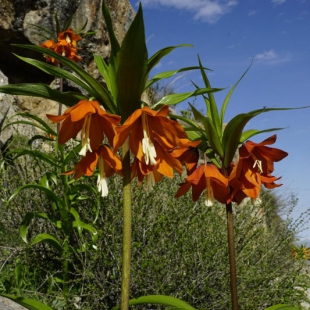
[145,66,208,90]
[170,114,204,130]
[147,44,193,78]
[240,127,286,143]
[30,233,63,253]
[0,108,10,132]
[79,18,89,32]
[3,120,53,135]
[185,130,204,142]
[197,55,221,137]
[29,23,57,41]
[1,294,54,310]
[20,212,48,243]
[6,112,57,135]
[39,171,58,189]
[15,259,23,289]
[222,106,308,168]
[14,54,95,96]
[27,135,54,146]
[12,44,117,113]
[101,1,120,101]
[54,12,60,35]
[70,207,82,235]
[0,83,85,107]
[70,207,98,242]
[94,54,113,97]
[101,1,120,58]
[189,103,223,157]
[63,13,75,31]
[8,184,65,207]
[112,295,197,310]
[153,87,222,108]
[7,149,59,168]
[219,59,253,127]
[206,148,222,168]
[222,112,258,168]
[73,221,98,243]
[265,305,300,310]
[116,3,148,120]
[70,183,101,223]
[63,144,82,166]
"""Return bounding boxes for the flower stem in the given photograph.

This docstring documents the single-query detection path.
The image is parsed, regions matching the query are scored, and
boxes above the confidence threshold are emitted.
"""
[120,139,132,310]
[226,202,238,310]
[57,76,63,134]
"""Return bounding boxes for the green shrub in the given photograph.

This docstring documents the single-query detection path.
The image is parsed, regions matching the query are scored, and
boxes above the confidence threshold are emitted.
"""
[0,135,309,309]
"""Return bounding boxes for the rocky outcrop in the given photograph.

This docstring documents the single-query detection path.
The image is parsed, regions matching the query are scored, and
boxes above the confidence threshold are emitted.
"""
[0,296,28,310]
[0,0,135,142]
[0,0,135,83]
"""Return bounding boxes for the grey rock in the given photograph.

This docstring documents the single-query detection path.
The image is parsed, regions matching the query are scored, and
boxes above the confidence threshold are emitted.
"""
[0,0,134,141]
[0,0,134,83]
[0,296,27,310]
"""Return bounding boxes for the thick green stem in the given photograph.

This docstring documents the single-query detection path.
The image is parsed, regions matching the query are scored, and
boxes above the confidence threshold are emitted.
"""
[226,202,238,310]
[57,76,63,134]
[120,140,132,310]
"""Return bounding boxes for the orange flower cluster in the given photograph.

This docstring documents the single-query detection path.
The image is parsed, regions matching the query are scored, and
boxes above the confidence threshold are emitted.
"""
[47,99,287,203]
[40,28,82,65]
[47,101,196,196]
[113,105,199,188]
[228,135,288,204]
[47,100,122,197]
[176,135,287,206]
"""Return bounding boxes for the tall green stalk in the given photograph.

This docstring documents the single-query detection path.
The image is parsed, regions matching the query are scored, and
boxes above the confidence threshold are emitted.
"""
[120,139,132,310]
[57,76,63,134]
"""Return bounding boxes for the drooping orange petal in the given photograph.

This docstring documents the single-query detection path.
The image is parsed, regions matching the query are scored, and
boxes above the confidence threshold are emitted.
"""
[72,151,99,179]
[205,164,228,187]
[58,117,84,145]
[58,28,82,45]
[191,171,207,201]
[171,139,200,175]
[174,181,192,198]
[69,100,96,122]
[113,109,143,152]
[46,113,67,123]
[155,142,182,176]
[88,114,105,151]
[99,145,123,177]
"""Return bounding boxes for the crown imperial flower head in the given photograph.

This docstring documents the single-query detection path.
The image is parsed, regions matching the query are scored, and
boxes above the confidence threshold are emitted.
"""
[64,145,122,197]
[46,100,121,154]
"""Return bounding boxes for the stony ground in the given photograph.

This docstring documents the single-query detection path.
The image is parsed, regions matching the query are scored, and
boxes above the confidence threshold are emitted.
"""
[0,296,27,310]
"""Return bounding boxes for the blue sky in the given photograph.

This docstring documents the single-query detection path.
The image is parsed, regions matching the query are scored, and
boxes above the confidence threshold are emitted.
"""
[129,0,310,245]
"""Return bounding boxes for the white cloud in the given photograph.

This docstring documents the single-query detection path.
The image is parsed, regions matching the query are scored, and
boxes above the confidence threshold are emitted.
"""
[248,10,257,16]
[254,49,292,64]
[255,49,278,61]
[271,0,286,5]
[138,0,238,23]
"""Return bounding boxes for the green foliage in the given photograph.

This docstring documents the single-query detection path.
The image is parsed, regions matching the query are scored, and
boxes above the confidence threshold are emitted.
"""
[173,57,307,169]
[1,135,309,309]
[0,3,309,309]
[113,295,198,310]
